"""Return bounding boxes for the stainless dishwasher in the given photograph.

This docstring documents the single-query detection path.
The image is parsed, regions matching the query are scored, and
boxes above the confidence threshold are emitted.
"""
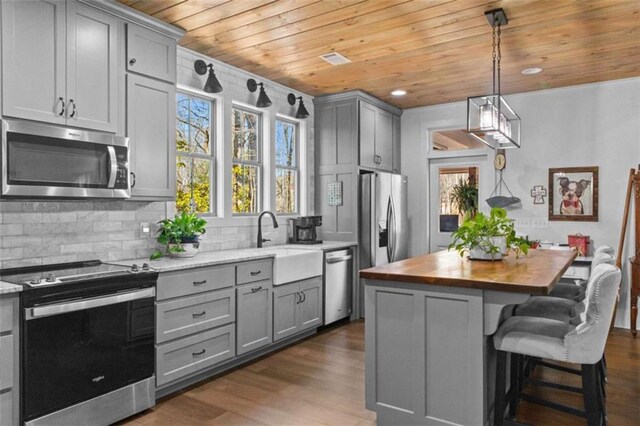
[324,249,353,325]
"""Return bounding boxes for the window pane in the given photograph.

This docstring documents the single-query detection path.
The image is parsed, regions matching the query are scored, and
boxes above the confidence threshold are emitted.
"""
[177,94,190,153]
[189,97,210,155]
[232,164,259,214]
[438,167,478,232]
[232,108,258,162]
[275,120,296,167]
[276,168,296,214]
[176,155,211,214]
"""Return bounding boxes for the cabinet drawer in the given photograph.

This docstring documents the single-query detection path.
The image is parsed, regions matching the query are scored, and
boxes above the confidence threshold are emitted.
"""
[126,23,176,83]
[157,265,235,301]
[0,298,13,334]
[157,288,235,343]
[156,324,235,387]
[237,260,272,285]
[0,335,13,391]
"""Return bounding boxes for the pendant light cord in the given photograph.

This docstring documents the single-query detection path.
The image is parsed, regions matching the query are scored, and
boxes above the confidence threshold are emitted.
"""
[491,15,502,96]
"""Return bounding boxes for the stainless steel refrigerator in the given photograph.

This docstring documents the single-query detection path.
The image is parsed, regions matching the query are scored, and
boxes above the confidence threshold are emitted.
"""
[359,172,408,269]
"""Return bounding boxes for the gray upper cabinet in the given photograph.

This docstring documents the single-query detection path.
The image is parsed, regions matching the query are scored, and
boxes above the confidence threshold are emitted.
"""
[236,281,273,355]
[2,0,119,132]
[126,23,176,83]
[392,114,401,173]
[359,101,394,172]
[126,74,176,199]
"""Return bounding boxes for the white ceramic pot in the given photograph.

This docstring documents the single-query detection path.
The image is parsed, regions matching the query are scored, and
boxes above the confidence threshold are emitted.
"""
[468,236,506,260]
[169,241,200,258]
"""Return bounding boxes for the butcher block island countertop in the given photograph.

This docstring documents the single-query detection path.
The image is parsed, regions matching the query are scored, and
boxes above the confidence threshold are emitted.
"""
[361,249,578,426]
[360,248,577,295]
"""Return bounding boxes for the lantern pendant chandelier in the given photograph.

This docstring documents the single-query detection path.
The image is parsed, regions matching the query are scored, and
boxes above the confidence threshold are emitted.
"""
[467,9,521,149]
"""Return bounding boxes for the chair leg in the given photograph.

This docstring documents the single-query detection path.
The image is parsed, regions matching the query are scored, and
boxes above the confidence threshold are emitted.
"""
[495,350,507,426]
[597,360,607,399]
[509,353,520,418]
[582,363,602,426]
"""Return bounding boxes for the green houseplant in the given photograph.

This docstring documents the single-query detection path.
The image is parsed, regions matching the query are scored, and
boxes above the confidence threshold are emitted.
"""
[448,207,529,260]
[450,178,478,219]
[150,212,207,260]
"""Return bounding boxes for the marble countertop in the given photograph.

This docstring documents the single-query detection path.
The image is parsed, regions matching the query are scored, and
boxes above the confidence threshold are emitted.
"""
[0,281,24,295]
[118,241,358,273]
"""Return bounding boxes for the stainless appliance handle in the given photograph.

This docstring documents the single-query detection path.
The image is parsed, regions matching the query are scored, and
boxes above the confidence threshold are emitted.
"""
[26,287,155,320]
[386,196,392,263]
[107,146,117,188]
[389,195,397,262]
[326,255,353,264]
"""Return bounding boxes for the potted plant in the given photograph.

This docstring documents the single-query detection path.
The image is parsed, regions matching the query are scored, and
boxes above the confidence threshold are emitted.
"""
[448,207,529,260]
[150,212,207,260]
[450,178,479,219]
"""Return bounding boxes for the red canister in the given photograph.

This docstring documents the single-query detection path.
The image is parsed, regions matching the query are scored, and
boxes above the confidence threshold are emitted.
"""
[568,234,590,256]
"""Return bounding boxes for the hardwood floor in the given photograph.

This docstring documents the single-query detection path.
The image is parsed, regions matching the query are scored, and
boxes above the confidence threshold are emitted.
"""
[123,321,639,426]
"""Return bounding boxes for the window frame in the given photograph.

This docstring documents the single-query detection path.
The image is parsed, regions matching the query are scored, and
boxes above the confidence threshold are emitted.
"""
[274,117,300,215]
[176,88,216,216]
[231,105,263,216]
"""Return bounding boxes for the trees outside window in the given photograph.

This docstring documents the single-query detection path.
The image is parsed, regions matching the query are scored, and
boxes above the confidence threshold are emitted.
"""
[176,93,214,214]
[275,119,298,214]
[232,107,261,214]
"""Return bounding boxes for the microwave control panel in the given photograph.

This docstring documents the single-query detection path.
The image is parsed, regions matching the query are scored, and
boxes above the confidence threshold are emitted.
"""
[114,146,130,189]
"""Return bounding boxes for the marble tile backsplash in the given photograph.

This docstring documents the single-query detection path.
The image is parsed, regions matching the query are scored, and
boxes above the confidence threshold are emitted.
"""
[0,200,289,269]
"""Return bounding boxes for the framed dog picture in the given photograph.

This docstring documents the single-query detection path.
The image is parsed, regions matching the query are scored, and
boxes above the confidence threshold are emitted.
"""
[548,166,599,221]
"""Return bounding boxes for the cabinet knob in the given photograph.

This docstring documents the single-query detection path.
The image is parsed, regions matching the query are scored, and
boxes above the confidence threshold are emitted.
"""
[129,58,136,66]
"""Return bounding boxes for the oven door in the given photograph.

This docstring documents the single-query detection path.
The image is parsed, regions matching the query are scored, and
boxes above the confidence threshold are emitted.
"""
[2,119,130,198]
[22,288,155,422]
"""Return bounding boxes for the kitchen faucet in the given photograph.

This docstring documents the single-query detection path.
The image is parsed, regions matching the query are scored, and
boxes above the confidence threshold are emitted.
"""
[257,210,279,248]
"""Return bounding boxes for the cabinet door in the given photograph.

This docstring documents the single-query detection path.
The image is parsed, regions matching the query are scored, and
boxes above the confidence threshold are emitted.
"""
[1,0,66,124]
[375,108,394,172]
[273,284,300,342]
[236,282,273,355]
[66,2,119,132]
[127,23,176,83]
[127,74,176,199]
[299,277,323,331]
[359,102,377,169]
[392,114,401,173]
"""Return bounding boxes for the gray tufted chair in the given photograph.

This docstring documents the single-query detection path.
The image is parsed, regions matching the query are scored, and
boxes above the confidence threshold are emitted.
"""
[493,263,621,425]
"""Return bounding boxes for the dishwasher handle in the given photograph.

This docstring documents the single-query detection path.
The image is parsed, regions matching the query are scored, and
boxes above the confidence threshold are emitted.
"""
[326,255,353,264]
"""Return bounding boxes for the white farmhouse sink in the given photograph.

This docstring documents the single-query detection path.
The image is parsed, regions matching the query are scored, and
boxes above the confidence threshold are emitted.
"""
[268,248,323,285]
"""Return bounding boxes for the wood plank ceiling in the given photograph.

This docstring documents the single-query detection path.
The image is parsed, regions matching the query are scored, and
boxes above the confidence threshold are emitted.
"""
[119,0,640,109]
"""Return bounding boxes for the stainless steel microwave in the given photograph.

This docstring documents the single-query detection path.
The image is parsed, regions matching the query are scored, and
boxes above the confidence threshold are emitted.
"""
[2,119,130,198]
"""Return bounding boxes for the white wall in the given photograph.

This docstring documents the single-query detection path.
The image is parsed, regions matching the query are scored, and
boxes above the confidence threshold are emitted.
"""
[401,77,640,328]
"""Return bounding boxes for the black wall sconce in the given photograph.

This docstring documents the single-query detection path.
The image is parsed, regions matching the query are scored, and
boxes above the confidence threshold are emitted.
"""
[247,78,272,108]
[288,93,310,119]
[194,59,223,93]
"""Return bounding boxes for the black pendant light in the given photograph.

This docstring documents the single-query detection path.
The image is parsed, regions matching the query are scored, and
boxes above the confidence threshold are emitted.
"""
[247,78,272,108]
[194,59,223,93]
[287,93,310,119]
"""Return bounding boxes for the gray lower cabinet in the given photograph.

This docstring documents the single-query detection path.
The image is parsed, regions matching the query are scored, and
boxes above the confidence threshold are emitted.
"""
[156,324,235,387]
[0,295,19,426]
[236,281,273,355]
[273,276,323,342]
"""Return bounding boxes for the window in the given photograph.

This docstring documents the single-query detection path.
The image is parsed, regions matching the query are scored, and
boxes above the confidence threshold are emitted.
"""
[438,167,478,232]
[231,107,261,214]
[274,119,299,214]
[176,92,214,214]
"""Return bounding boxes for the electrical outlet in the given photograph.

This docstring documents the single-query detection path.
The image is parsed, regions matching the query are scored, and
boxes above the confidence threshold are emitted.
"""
[515,217,531,228]
[531,217,549,228]
[140,222,150,236]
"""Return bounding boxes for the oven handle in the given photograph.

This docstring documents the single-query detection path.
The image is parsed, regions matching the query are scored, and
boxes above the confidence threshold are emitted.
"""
[25,287,155,320]
[107,146,117,189]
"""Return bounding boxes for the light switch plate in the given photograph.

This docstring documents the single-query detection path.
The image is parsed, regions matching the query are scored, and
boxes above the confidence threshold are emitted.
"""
[140,222,150,236]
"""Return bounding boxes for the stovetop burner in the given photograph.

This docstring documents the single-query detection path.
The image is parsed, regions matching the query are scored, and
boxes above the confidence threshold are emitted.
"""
[0,260,156,288]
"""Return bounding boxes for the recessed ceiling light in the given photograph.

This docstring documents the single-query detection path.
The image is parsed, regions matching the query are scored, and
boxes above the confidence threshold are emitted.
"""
[521,67,543,75]
[391,89,407,96]
[319,52,351,66]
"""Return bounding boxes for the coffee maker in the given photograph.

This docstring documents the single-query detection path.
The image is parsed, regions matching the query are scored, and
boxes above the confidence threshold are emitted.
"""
[288,216,322,244]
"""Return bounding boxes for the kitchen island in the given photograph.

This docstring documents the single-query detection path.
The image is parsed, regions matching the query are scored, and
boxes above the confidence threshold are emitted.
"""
[360,249,576,426]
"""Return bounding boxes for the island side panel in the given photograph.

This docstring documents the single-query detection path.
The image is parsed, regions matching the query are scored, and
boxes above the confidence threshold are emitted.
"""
[365,279,485,426]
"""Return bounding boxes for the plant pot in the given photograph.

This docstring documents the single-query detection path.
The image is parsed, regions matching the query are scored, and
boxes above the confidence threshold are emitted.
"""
[169,240,200,258]
[468,236,506,260]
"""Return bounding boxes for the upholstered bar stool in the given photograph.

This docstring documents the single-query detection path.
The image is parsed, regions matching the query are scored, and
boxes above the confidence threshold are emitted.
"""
[493,264,621,426]
[548,247,615,301]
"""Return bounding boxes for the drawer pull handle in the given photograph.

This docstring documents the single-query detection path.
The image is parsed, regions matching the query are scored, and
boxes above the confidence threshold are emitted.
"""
[193,280,207,286]
[192,349,206,357]
[251,286,262,293]
[300,291,306,303]
[250,271,262,276]
[192,311,206,318]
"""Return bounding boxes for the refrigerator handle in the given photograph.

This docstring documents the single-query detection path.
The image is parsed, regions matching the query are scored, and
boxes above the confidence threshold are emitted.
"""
[390,195,397,262]
[386,196,393,263]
